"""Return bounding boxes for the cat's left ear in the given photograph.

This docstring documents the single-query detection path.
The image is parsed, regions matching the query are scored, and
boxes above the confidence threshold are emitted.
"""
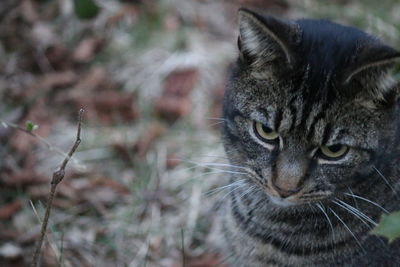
[238,8,299,67]
[343,42,400,99]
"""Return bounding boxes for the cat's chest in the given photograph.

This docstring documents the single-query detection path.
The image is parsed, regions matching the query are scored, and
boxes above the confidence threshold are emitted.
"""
[219,196,400,267]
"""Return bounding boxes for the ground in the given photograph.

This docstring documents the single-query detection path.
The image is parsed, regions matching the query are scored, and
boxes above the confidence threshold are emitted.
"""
[0,0,399,266]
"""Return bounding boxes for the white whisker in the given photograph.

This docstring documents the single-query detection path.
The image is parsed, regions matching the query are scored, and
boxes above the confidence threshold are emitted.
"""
[196,155,229,160]
[332,199,376,228]
[332,201,371,229]
[205,179,246,196]
[336,199,377,226]
[237,185,257,200]
[186,161,249,170]
[205,117,228,122]
[373,166,397,194]
[178,159,249,174]
[328,207,364,251]
[343,193,389,214]
[345,186,359,209]
[208,121,225,127]
[190,170,247,181]
[316,202,335,242]
[219,183,249,202]
[179,164,248,175]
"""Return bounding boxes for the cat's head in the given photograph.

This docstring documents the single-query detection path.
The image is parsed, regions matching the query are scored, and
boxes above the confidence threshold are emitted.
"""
[222,8,400,207]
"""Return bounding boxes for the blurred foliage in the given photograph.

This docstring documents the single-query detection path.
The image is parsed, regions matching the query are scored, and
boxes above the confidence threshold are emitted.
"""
[74,0,100,19]
[373,211,400,242]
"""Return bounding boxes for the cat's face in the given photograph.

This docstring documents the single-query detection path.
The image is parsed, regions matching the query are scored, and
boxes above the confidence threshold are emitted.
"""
[222,9,400,207]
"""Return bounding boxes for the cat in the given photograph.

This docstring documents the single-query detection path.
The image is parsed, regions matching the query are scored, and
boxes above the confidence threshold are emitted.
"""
[218,8,400,267]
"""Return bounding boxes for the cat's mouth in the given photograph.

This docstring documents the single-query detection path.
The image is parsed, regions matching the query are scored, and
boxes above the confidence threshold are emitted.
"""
[266,193,329,207]
[267,195,297,207]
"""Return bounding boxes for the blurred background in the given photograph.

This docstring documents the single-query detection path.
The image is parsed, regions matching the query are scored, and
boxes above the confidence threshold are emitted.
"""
[0,0,399,266]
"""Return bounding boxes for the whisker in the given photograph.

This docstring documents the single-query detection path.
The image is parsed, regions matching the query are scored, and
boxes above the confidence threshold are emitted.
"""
[345,186,359,209]
[195,155,229,160]
[186,161,249,170]
[219,183,249,202]
[208,121,225,127]
[205,179,246,196]
[337,198,391,251]
[332,201,371,229]
[373,166,397,194]
[328,207,365,252]
[205,117,228,122]
[206,169,247,175]
[241,167,261,180]
[336,199,377,226]
[178,159,249,173]
[237,185,258,200]
[332,199,377,228]
[189,170,247,181]
[316,202,335,242]
[179,164,248,175]
[343,193,389,214]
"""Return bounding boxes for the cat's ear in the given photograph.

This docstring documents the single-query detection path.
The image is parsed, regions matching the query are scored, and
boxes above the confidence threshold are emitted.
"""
[343,42,400,99]
[238,8,298,67]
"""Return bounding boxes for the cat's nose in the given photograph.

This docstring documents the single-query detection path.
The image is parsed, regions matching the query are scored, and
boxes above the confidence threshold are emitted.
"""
[272,149,308,198]
[271,181,302,198]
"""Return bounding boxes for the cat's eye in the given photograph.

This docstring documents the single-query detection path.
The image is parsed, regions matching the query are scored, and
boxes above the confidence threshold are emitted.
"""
[254,122,279,143]
[319,144,349,160]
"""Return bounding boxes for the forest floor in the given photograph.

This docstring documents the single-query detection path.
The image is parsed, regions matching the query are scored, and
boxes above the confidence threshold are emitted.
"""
[0,0,399,266]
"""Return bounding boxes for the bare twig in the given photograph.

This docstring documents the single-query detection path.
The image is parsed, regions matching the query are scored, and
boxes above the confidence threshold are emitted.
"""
[31,109,84,267]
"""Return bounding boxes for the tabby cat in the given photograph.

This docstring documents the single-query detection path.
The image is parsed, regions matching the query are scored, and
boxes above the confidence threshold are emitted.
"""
[219,8,400,267]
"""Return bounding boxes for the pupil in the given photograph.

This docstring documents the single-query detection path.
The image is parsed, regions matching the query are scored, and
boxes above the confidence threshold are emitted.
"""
[329,144,342,152]
[262,125,273,133]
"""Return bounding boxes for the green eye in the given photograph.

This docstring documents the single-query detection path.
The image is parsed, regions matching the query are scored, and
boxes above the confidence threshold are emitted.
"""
[254,122,279,143]
[319,144,349,160]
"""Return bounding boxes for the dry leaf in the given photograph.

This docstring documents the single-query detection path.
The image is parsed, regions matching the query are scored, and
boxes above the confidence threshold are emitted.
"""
[73,37,104,63]
[0,200,22,220]
[76,91,138,123]
[91,176,130,195]
[135,123,166,159]
[45,44,72,70]
[163,69,198,97]
[106,4,139,26]
[24,71,77,99]
[166,154,180,169]
[1,171,48,187]
[154,68,198,121]
[155,96,191,122]
[21,0,39,23]
[187,253,227,267]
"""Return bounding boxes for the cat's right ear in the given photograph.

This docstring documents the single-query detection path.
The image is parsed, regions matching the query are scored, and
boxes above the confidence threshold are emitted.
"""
[238,8,298,68]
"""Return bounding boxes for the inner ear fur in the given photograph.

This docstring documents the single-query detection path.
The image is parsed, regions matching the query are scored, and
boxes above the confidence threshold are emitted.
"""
[238,8,299,68]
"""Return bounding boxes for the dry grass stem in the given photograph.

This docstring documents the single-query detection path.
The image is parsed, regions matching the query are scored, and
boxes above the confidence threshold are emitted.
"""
[31,109,84,267]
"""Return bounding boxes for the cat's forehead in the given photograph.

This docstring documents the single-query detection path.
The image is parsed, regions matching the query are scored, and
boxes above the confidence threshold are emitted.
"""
[295,19,367,74]
[232,74,384,148]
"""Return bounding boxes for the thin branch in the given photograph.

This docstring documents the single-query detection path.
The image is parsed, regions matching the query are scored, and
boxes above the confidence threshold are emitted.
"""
[31,109,84,267]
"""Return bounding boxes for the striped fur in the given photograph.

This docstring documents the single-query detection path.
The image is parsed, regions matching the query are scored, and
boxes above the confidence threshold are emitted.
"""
[218,9,400,266]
